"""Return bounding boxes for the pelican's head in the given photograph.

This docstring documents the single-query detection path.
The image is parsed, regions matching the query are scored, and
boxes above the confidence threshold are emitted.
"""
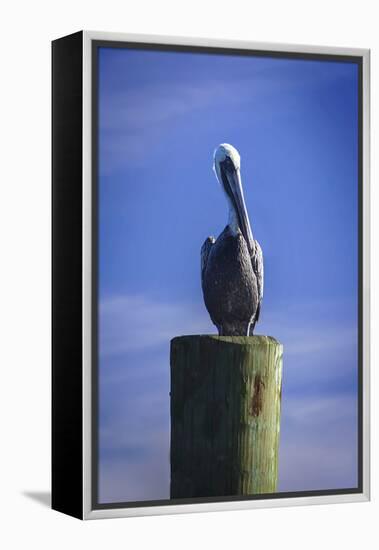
[213,143,254,253]
[214,143,241,176]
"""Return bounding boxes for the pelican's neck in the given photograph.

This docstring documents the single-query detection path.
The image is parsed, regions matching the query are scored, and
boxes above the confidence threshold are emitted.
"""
[228,201,240,236]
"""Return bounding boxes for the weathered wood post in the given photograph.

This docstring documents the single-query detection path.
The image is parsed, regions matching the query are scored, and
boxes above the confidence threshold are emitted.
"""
[170,335,283,498]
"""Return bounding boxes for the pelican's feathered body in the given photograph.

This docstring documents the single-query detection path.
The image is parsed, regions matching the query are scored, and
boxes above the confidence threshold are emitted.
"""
[201,144,263,336]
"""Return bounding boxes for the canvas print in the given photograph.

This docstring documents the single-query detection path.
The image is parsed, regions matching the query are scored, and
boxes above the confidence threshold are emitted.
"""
[94,44,361,506]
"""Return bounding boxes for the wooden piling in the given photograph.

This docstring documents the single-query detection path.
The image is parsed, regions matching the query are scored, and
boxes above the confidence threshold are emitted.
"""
[170,335,283,499]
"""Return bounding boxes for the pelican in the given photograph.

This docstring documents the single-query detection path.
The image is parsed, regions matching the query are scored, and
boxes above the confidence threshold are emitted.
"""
[201,144,263,336]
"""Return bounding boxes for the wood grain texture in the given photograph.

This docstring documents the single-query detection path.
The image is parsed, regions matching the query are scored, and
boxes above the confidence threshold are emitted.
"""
[170,335,283,499]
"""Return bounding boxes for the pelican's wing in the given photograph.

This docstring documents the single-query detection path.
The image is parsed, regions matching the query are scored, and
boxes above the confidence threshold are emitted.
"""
[252,240,264,324]
[201,236,215,285]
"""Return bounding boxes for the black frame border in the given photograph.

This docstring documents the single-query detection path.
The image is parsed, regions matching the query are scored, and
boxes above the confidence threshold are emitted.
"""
[52,30,84,519]
[91,40,364,511]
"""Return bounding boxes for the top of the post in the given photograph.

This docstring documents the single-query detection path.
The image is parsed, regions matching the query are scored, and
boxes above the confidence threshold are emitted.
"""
[171,335,281,347]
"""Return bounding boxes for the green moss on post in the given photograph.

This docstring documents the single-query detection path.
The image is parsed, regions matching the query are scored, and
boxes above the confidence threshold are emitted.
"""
[170,335,283,499]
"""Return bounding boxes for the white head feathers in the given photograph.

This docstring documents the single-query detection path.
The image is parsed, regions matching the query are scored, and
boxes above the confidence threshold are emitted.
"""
[213,143,241,172]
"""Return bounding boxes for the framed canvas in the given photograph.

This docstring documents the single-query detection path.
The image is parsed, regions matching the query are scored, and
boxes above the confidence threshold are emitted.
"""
[52,30,370,520]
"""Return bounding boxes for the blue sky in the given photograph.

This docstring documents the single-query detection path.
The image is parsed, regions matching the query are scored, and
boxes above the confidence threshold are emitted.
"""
[97,46,359,502]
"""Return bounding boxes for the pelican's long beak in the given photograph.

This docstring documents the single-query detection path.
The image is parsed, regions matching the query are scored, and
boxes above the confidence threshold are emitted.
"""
[220,162,254,254]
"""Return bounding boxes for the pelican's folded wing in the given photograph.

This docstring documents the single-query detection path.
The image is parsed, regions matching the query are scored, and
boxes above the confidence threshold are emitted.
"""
[201,236,215,285]
[252,239,264,323]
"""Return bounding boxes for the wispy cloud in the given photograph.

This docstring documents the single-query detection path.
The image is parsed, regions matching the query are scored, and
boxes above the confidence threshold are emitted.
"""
[283,393,357,427]
[278,393,358,492]
[98,348,170,503]
[99,79,251,174]
[100,81,232,133]
[261,316,357,357]
[98,69,301,175]
[99,419,170,503]
[99,294,212,358]
[257,298,358,393]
